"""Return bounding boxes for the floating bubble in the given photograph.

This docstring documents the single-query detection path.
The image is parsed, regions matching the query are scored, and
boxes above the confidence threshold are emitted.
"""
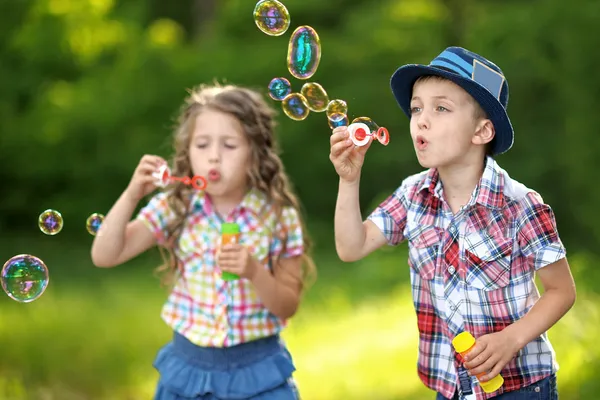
[328,113,349,129]
[1,254,49,303]
[301,82,329,112]
[38,209,63,235]
[287,26,321,80]
[86,213,105,236]
[282,93,310,121]
[253,0,291,36]
[326,100,348,119]
[268,77,292,101]
[351,117,379,133]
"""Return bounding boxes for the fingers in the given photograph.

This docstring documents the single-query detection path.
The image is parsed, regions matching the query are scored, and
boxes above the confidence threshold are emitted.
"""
[480,361,505,382]
[141,154,166,166]
[330,126,349,146]
[467,351,497,376]
[463,341,486,363]
[330,138,353,158]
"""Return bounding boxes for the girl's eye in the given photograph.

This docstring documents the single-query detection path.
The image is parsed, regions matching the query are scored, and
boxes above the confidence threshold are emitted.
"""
[410,106,421,114]
[436,106,449,112]
[224,144,237,149]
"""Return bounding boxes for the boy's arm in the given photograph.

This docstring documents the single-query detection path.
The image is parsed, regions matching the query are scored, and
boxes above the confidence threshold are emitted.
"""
[464,194,575,381]
[503,257,576,348]
[334,179,396,262]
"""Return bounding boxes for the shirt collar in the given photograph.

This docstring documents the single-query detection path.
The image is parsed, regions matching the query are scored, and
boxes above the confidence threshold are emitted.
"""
[419,156,505,209]
[191,187,268,217]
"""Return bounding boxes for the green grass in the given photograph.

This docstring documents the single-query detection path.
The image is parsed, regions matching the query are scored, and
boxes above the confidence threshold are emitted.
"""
[0,232,598,399]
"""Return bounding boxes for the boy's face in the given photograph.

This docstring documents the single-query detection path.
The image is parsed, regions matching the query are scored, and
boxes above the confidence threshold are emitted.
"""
[189,109,251,200]
[409,78,491,169]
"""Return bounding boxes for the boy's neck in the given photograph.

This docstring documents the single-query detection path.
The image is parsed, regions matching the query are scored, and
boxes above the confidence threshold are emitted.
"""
[437,157,486,214]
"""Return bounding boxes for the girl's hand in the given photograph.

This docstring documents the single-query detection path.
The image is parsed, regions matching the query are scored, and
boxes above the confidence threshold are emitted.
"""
[217,244,260,280]
[125,155,167,202]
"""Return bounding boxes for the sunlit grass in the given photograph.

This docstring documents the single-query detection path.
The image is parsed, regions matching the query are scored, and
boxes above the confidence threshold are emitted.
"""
[0,237,598,399]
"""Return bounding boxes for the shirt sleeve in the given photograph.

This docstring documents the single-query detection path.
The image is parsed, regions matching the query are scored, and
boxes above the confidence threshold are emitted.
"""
[367,181,410,246]
[271,206,304,258]
[135,191,177,246]
[517,191,566,270]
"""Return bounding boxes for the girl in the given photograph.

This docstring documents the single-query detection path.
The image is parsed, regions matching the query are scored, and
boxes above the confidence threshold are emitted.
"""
[91,83,316,400]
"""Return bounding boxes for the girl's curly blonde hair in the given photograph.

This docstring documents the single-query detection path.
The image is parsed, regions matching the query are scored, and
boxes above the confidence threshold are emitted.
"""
[155,82,316,290]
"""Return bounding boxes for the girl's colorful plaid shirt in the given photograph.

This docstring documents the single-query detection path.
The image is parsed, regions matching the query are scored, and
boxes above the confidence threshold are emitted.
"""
[137,188,304,348]
[368,157,566,400]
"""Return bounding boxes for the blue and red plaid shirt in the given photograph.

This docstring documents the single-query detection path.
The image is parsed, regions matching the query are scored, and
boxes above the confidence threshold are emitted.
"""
[368,157,566,399]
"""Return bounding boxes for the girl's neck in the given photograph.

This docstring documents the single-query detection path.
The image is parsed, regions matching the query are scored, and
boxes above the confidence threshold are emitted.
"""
[208,187,250,219]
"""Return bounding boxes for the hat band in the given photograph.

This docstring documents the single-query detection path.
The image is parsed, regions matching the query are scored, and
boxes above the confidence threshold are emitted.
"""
[429,50,505,100]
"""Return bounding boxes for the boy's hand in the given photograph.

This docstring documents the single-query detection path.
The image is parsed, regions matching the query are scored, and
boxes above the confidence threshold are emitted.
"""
[462,330,520,382]
[329,126,373,184]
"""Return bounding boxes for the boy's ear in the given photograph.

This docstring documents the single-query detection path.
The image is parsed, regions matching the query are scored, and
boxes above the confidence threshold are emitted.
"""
[473,119,495,146]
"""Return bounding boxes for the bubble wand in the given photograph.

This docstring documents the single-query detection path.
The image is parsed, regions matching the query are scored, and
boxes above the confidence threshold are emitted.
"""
[152,165,208,190]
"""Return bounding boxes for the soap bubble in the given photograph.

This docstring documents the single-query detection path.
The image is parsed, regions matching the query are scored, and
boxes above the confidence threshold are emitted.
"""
[301,82,329,112]
[287,26,321,80]
[282,93,310,121]
[268,77,292,101]
[326,100,348,119]
[253,0,290,36]
[1,254,49,303]
[86,213,105,236]
[38,209,63,235]
[328,113,349,129]
[351,116,379,133]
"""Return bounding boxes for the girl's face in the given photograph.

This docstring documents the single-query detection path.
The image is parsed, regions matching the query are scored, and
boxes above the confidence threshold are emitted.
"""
[189,109,251,202]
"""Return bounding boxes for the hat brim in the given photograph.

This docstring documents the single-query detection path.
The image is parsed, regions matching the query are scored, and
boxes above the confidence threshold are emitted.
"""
[390,64,514,155]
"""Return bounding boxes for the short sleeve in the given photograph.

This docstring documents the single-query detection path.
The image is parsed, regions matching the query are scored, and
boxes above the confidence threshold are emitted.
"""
[271,206,304,259]
[136,191,177,246]
[367,181,410,246]
[517,192,566,270]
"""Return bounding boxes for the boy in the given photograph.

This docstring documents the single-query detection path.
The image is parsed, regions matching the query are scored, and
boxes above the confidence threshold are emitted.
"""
[328,47,576,399]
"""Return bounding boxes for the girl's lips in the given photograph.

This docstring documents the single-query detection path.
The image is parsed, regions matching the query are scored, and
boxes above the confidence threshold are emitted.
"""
[208,169,221,182]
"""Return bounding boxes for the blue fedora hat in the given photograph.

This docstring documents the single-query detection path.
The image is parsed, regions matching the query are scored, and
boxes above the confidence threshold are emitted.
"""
[390,46,513,155]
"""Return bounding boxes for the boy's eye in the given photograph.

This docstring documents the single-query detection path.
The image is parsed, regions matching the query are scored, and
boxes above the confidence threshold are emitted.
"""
[436,106,449,112]
[410,106,421,114]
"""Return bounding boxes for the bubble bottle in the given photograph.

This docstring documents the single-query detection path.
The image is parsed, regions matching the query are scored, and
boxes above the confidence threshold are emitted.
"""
[220,223,241,281]
[452,331,504,393]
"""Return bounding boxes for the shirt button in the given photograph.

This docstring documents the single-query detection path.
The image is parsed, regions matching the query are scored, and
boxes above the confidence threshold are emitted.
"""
[534,386,540,393]
[447,266,456,274]
[449,304,457,311]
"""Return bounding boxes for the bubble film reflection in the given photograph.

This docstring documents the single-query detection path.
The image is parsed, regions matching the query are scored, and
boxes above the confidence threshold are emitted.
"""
[1,254,49,303]
[38,209,63,235]
[253,0,290,36]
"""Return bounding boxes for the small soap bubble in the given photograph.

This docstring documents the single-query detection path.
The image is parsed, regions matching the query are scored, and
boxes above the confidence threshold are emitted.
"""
[328,113,349,129]
[351,117,379,133]
[301,82,329,112]
[1,254,49,303]
[282,93,310,121]
[268,77,292,101]
[326,100,348,119]
[253,0,290,36]
[38,209,63,235]
[86,213,105,236]
[287,26,321,80]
